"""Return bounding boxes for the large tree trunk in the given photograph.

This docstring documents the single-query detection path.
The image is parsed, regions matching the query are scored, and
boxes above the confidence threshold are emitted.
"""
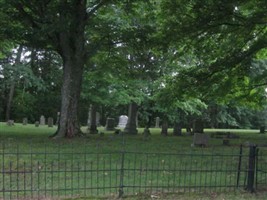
[53,1,87,138]
[54,56,84,138]
[5,45,23,121]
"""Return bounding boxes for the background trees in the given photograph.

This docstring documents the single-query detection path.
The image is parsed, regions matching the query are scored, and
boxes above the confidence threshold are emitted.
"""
[0,0,266,135]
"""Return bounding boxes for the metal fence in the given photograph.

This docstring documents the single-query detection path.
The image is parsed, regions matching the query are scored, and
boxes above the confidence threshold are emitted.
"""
[0,141,266,199]
[256,146,267,191]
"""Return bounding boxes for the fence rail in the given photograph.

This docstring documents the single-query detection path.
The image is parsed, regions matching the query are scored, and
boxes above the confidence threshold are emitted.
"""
[0,142,266,199]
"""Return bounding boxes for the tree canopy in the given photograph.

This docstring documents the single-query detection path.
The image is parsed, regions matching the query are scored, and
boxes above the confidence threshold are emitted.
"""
[0,0,266,136]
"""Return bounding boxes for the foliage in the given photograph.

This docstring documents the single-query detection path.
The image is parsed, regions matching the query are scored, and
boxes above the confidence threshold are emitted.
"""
[0,0,266,131]
[0,48,62,122]
[160,0,267,104]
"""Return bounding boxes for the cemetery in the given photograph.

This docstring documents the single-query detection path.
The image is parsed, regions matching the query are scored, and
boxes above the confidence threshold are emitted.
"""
[0,120,267,199]
[0,1,267,200]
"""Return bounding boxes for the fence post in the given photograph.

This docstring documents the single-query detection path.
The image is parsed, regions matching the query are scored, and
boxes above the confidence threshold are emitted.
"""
[255,148,259,190]
[236,144,243,188]
[118,151,125,198]
[118,132,125,198]
[246,145,257,193]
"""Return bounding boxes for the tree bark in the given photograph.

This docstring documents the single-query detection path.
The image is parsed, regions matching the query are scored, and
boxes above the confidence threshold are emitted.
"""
[193,119,204,134]
[5,45,23,121]
[161,120,168,136]
[53,1,87,138]
[173,121,182,136]
[54,57,84,138]
[124,102,138,135]
[89,104,98,134]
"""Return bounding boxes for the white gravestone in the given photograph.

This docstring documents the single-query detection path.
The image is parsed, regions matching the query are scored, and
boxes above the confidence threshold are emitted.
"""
[117,115,128,128]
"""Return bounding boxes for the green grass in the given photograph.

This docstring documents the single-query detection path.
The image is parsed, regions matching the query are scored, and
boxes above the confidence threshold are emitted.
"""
[0,122,267,200]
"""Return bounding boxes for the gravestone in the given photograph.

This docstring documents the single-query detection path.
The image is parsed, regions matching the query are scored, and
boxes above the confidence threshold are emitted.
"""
[40,115,45,125]
[155,117,160,128]
[118,115,128,128]
[35,121,40,127]
[142,127,151,141]
[193,133,209,147]
[6,120,14,126]
[22,118,28,125]
[47,117,54,127]
[105,118,115,131]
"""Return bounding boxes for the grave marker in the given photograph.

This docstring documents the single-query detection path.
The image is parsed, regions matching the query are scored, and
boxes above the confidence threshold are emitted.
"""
[193,133,209,147]
[118,115,128,128]
[35,121,40,127]
[6,120,14,126]
[105,118,115,131]
[40,115,45,125]
[22,118,28,125]
[47,117,54,127]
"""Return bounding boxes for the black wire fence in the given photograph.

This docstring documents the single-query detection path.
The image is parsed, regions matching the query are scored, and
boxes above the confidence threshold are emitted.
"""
[0,139,266,200]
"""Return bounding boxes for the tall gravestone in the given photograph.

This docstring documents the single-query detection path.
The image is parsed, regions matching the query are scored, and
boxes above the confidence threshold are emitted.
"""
[155,117,160,128]
[105,118,115,131]
[124,102,138,135]
[118,115,128,128]
[40,115,45,125]
[47,117,54,127]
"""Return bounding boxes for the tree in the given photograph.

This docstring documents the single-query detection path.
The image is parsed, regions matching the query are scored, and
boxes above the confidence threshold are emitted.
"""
[5,46,23,121]
[2,0,113,138]
[0,47,47,122]
[160,0,267,97]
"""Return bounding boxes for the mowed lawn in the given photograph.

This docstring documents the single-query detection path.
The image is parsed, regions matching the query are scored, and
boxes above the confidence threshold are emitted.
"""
[0,122,267,200]
[0,122,265,151]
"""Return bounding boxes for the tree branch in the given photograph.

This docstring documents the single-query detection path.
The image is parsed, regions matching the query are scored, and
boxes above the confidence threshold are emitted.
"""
[14,3,39,28]
[86,0,111,19]
[251,82,267,89]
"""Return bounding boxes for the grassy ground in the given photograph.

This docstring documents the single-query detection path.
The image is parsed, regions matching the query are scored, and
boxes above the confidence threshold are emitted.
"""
[0,122,267,200]
[0,122,266,151]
